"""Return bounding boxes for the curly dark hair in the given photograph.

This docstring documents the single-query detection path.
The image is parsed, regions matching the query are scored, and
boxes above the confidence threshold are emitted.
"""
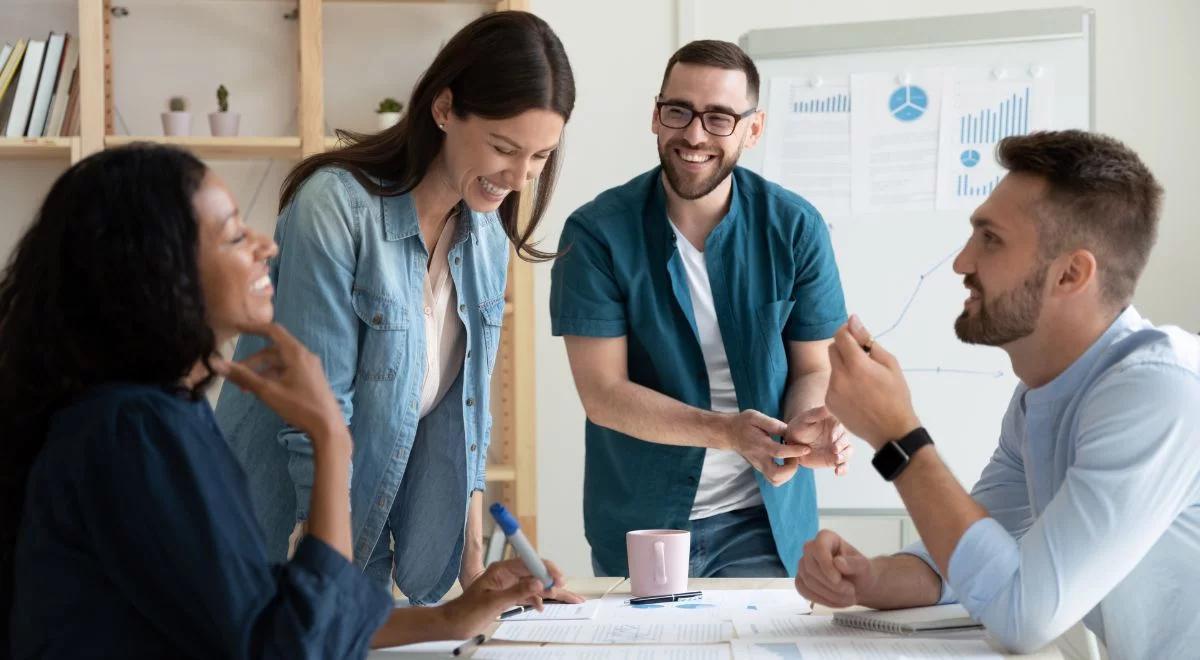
[0,143,216,643]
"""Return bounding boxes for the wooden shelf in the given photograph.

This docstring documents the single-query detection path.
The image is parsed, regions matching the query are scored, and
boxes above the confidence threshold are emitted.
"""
[0,137,78,160]
[486,465,517,482]
[104,136,303,159]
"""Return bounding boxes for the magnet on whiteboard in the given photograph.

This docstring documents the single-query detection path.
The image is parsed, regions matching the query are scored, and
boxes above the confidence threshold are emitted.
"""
[1028,64,1045,78]
[809,76,824,88]
[991,67,1009,80]
[896,71,913,86]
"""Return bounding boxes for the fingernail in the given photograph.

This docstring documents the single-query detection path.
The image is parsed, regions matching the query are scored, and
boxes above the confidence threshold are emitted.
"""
[849,315,866,334]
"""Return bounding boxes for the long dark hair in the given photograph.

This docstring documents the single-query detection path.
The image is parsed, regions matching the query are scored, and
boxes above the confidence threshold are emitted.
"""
[281,10,575,262]
[0,144,216,641]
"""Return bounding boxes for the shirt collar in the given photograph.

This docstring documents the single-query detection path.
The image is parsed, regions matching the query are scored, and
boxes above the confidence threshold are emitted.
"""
[649,166,744,252]
[1024,306,1144,406]
[380,186,479,245]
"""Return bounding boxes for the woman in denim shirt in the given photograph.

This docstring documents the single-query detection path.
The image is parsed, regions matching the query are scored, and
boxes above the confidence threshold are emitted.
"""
[215,11,576,602]
[2,144,572,658]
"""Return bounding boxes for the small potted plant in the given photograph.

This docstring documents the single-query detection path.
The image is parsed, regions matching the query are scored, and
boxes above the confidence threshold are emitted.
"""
[376,97,403,131]
[209,84,240,137]
[161,96,190,136]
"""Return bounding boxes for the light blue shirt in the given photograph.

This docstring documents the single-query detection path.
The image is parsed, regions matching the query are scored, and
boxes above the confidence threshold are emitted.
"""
[903,307,1200,658]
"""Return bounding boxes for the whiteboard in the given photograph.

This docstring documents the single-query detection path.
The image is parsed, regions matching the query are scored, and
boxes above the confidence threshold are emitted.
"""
[739,8,1093,509]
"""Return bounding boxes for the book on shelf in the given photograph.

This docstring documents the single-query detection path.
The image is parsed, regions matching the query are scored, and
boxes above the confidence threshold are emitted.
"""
[0,39,29,133]
[44,34,76,138]
[28,32,66,138]
[0,43,13,75]
[4,37,46,138]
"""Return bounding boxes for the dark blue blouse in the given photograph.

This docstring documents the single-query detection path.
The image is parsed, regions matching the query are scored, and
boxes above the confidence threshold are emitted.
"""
[11,383,390,659]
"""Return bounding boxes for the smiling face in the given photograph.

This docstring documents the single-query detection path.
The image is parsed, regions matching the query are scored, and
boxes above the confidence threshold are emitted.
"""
[433,90,565,213]
[952,172,1051,346]
[652,63,763,200]
[194,172,278,344]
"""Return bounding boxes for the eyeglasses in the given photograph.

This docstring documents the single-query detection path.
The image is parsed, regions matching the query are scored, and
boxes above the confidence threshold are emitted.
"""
[655,100,757,137]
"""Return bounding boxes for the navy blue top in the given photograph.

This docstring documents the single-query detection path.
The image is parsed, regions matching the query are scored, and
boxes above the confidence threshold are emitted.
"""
[11,383,390,659]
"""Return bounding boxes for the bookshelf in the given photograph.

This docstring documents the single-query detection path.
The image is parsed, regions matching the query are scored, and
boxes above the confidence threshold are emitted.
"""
[0,0,540,546]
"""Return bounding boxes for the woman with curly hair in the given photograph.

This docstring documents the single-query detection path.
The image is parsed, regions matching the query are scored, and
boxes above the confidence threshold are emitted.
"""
[1,144,573,658]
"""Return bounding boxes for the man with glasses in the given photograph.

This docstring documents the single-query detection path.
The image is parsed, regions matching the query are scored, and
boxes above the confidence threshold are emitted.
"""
[550,40,851,578]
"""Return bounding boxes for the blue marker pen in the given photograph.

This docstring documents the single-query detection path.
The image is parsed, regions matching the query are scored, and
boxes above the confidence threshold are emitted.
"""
[489,502,554,590]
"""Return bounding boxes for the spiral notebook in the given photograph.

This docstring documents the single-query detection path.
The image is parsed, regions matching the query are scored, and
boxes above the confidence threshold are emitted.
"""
[833,604,982,633]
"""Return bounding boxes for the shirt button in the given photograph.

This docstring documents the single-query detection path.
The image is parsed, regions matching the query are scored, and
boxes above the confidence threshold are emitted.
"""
[466,398,475,407]
[372,312,383,326]
[459,304,466,313]
[469,443,477,452]
[466,349,472,359]
[687,476,697,484]
[424,306,432,316]
[454,257,461,266]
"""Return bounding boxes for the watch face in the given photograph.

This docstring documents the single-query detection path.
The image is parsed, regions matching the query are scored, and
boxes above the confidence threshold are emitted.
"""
[872,442,907,481]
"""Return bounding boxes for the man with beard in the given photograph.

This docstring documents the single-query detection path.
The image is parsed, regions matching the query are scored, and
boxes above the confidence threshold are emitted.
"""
[802,130,1200,658]
[550,40,851,579]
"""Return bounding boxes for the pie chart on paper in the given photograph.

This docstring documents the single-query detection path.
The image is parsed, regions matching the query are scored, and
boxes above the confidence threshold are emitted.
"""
[889,85,928,122]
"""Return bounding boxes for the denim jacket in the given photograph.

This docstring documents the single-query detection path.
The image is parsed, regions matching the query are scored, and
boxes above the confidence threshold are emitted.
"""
[215,167,509,603]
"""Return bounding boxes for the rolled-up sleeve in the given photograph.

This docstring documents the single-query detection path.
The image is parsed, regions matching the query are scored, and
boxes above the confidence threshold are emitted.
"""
[941,365,1200,653]
[787,211,846,341]
[550,214,627,338]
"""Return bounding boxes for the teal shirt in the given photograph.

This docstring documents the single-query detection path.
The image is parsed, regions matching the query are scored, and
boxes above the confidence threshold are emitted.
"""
[549,166,847,576]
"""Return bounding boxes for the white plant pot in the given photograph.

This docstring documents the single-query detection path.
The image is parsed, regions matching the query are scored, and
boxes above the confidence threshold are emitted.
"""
[208,112,240,137]
[161,111,191,136]
[376,112,401,131]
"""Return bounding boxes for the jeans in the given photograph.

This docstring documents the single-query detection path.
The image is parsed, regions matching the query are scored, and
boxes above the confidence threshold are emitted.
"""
[592,505,787,578]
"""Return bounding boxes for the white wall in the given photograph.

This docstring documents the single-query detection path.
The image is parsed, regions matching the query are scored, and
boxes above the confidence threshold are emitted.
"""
[530,0,1200,575]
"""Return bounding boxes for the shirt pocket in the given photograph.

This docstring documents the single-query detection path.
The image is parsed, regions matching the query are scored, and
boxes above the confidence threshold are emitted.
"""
[479,296,506,375]
[352,288,409,381]
[757,298,796,373]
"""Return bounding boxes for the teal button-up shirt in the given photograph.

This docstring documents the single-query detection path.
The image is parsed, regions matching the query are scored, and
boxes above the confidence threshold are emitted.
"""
[550,166,847,576]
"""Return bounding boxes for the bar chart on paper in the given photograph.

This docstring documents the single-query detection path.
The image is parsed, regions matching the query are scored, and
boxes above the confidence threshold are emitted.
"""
[936,73,1054,210]
[793,90,851,113]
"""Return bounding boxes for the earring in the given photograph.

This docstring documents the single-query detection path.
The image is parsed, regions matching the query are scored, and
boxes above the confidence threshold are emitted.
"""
[438,123,446,130]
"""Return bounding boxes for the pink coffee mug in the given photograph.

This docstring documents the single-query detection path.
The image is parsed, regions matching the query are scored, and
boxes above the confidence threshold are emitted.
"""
[626,529,690,597]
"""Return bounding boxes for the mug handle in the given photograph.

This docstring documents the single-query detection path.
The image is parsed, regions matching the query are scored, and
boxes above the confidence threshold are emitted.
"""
[654,540,668,586]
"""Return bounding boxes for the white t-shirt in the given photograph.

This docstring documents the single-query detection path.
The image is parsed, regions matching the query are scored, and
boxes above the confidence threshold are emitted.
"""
[669,221,763,520]
[418,214,466,418]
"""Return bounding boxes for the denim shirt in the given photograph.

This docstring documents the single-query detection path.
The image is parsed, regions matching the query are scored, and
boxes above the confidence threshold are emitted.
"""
[215,167,509,603]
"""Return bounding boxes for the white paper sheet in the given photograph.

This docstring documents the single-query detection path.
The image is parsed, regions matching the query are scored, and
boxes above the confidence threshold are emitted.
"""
[598,590,810,622]
[492,621,735,644]
[762,77,853,215]
[935,69,1055,210]
[731,638,1001,659]
[368,638,470,655]
[475,645,732,659]
[732,614,887,640]
[502,599,602,621]
[850,70,944,213]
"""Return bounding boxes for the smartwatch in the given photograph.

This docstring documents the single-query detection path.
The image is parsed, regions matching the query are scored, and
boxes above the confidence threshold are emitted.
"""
[871,427,934,481]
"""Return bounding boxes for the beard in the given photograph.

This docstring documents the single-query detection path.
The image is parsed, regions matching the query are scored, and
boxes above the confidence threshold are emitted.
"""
[954,262,1048,346]
[658,137,741,200]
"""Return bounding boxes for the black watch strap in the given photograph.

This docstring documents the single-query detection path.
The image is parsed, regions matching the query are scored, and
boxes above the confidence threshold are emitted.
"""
[871,427,934,481]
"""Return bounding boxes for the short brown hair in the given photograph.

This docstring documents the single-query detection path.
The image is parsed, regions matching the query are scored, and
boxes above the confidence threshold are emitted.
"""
[660,40,760,106]
[997,130,1163,306]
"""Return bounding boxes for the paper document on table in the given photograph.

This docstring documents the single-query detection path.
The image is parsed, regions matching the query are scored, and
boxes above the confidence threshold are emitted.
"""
[492,620,734,644]
[762,77,852,215]
[850,70,944,213]
[733,614,886,640]
[732,638,1001,659]
[475,645,732,659]
[599,590,810,622]
[502,599,602,621]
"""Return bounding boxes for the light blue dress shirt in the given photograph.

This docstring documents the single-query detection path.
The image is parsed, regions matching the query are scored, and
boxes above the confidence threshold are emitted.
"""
[903,307,1200,658]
